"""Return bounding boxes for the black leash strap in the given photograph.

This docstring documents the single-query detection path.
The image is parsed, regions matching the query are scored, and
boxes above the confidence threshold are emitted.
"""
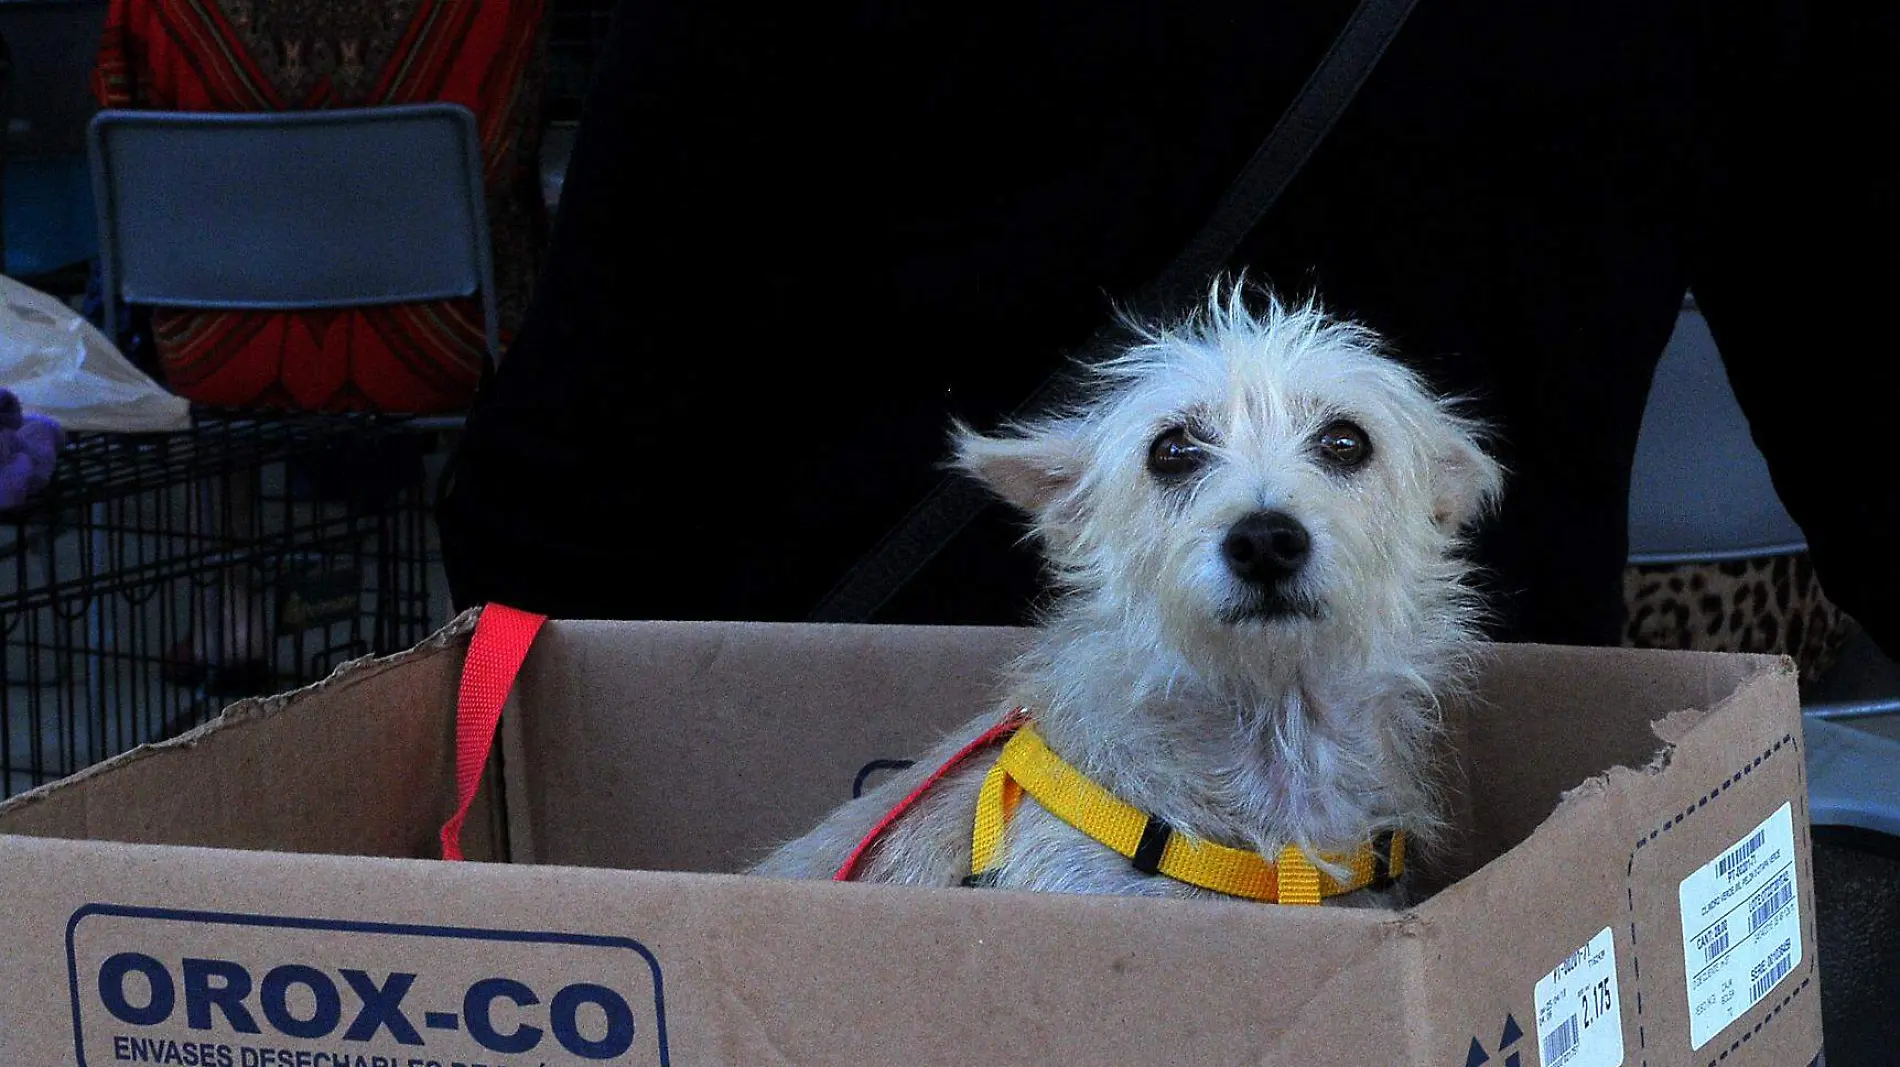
[809,0,1423,623]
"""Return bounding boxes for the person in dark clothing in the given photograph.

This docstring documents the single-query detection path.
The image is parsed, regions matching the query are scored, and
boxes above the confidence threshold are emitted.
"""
[437,1,1900,663]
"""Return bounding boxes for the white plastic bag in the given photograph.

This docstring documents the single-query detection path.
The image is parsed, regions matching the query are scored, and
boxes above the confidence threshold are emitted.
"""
[0,274,192,434]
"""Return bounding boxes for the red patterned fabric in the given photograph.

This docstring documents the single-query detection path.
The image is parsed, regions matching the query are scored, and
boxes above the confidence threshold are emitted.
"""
[92,0,547,413]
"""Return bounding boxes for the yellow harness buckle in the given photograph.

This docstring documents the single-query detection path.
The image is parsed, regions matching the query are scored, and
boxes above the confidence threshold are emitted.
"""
[969,719,1404,904]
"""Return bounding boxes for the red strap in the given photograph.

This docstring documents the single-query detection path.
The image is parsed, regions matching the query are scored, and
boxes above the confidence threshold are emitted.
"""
[439,604,547,861]
[834,709,1027,882]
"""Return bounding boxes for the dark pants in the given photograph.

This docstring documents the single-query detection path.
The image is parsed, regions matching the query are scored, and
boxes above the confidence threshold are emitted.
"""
[440,0,1900,661]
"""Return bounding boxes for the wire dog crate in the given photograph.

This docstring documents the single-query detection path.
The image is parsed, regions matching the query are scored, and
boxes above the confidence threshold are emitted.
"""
[1,414,443,799]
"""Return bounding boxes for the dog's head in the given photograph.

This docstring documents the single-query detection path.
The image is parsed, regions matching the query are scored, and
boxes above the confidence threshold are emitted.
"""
[955,283,1503,684]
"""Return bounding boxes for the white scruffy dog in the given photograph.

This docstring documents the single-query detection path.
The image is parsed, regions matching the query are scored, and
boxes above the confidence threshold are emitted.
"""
[753,281,1504,906]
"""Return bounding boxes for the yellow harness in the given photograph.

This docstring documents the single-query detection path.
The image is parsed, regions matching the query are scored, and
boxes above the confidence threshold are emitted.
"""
[968,718,1404,904]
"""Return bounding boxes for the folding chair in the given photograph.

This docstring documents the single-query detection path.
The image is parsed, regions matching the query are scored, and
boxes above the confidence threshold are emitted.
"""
[87,102,502,409]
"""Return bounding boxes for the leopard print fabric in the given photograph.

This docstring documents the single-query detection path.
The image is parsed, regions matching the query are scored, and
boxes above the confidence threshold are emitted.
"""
[1622,552,1854,683]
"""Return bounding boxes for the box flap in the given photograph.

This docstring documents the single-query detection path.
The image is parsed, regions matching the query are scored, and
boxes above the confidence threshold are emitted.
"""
[1417,649,1819,1066]
[1457,643,1766,872]
[0,612,498,862]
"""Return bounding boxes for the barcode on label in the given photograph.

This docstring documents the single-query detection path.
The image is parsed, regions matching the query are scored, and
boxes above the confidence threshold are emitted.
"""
[1702,922,1730,965]
[1543,1015,1581,1065]
[1682,803,1803,1051]
[1749,875,1795,936]
[1750,953,1794,1003]
[1719,828,1768,879]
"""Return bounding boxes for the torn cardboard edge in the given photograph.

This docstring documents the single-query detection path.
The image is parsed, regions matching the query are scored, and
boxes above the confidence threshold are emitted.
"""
[1552,652,1800,813]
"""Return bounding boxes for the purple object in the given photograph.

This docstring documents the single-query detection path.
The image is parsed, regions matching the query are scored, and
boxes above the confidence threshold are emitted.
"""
[0,388,67,510]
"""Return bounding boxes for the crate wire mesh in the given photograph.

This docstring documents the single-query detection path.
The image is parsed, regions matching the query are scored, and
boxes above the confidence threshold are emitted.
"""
[1,414,442,798]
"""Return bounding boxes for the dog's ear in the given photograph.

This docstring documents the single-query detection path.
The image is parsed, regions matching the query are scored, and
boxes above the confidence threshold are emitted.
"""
[951,418,1085,522]
[1427,418,1505,532]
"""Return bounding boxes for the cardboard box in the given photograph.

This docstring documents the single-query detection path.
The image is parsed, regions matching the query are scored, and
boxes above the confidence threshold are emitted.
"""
[0,611,1824,1066]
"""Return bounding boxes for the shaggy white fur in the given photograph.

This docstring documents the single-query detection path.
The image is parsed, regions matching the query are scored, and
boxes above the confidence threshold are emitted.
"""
[752,279,1503,906]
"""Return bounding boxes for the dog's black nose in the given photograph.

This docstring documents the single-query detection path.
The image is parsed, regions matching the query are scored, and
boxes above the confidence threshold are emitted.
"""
[1223,510,1311,585]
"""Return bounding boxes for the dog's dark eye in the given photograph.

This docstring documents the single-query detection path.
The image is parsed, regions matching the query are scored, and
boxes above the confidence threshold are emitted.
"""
[1148,427,1208,478]
[1316,420,1371,469]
